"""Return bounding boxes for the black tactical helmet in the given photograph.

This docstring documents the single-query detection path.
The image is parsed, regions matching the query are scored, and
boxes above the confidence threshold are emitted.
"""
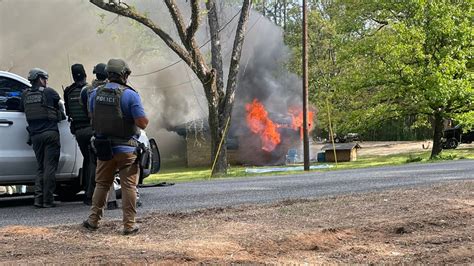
[27,68,49,81]
[105,59,131,76]
[71,63,86,82]
[93,63,107,76]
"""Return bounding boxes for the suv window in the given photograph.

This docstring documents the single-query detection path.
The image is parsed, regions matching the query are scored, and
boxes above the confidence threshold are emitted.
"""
[0,77,29,111]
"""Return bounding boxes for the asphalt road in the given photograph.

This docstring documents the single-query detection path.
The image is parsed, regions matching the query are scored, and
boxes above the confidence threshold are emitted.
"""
[0,160,473,227]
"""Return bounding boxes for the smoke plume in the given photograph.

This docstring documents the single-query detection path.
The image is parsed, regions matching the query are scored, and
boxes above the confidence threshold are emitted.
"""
[0,1,309,165]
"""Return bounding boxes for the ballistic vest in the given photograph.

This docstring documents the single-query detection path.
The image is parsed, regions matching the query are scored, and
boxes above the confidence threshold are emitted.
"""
[84,79,107,112]
[92,84,139,145]
[66,84,90,130]
[23,87,59,122]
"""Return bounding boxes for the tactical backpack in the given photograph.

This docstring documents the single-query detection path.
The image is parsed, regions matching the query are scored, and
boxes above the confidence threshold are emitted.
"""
[65,84,90,131]
[23,87,60,122]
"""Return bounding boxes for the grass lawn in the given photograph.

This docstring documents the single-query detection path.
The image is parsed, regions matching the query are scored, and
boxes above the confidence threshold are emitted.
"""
[144,146,474,184]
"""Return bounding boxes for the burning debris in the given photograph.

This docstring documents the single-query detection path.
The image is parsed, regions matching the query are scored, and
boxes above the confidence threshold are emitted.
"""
[245,98,314,153]
[245,99,281,152]
[288,106,314,139]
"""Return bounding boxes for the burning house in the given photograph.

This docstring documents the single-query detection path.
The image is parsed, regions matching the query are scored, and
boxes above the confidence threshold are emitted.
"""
[167,11,317,167]
[171,98,314,167]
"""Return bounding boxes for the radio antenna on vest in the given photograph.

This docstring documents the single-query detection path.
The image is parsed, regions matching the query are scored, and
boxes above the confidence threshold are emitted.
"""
[67,53,73,83]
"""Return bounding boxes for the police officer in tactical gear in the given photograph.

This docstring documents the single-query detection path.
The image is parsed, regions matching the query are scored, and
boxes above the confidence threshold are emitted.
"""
[75,63,109,205]
[83,59,148,235]
[21,68,65,208]
[80,63,123,210]
[64,64,96,205]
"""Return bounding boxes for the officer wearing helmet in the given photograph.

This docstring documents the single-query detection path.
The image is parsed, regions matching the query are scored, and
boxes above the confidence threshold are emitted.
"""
[76,63,108,205]
[83,59,148,235]
[20,68,65,208]
[64,64,95,205]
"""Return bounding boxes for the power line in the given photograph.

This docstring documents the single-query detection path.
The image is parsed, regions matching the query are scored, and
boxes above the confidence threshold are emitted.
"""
[142,78,199,90]
[131,8,242,77]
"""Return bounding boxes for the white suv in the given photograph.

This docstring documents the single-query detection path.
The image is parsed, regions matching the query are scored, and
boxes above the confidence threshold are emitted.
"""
[0,71,160,199]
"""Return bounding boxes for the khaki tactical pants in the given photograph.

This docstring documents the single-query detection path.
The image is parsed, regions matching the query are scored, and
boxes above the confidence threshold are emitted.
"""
[87,152,138,230]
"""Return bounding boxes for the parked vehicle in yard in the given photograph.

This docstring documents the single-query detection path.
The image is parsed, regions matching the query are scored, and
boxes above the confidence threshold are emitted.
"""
[0,71,160,199]
[330,133,361,143]
[442,125,474,149]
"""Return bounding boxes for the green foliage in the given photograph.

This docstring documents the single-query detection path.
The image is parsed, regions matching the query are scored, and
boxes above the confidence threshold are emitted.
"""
[282,0,473,142]
[430,154,458,161]
[454,111,474,130]
[406,154,423,163]
[336,0,473,122]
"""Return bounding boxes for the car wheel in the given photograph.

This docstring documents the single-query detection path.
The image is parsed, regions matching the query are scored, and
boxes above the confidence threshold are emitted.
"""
[445,138,459,149]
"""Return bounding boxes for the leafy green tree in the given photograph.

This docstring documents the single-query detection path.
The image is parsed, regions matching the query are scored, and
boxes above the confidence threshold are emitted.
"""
[330,0,473,157]
[283,0,353,140]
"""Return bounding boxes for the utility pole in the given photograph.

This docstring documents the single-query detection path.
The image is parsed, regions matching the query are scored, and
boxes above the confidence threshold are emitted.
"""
[302,0,310,171]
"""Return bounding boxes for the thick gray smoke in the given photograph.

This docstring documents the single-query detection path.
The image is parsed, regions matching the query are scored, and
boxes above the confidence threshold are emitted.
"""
[229,12,308,165]
[0,0,193,160]
[0,1,307,165]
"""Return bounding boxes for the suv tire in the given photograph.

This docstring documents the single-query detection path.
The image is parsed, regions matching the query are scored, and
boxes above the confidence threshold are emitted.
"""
[444,138,459,149]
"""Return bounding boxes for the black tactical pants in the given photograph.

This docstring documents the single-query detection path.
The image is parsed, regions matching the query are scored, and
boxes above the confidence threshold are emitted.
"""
[75,127,96,202]
[31,130,60,207]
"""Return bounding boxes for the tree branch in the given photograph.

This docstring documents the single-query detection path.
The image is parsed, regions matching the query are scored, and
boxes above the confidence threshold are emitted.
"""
[163,0,208,78]
[187,0,200,43]
[183,0,208,78]
[222,0,252,116]
[206,0,224,98]
[89,0,195,71]
[164,0,188,47]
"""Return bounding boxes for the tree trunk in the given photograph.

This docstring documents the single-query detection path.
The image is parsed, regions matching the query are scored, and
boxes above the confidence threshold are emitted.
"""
[211,122,228,175]
[211,0,251,175]
[430,112,444,159]
[204,76,228,176]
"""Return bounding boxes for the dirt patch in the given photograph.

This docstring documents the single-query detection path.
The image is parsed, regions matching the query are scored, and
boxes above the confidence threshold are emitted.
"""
[357,141,433,156]
[312,141,474,157]
[1,181,472,263]
[311,141,429,157]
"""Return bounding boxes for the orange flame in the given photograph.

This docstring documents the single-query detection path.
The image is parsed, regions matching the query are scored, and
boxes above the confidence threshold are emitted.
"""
[288,107,314,139]
[245,99,281,152]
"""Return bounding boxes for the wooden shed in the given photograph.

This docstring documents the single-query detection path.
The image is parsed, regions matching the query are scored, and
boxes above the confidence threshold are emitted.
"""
[321,143,361,162]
